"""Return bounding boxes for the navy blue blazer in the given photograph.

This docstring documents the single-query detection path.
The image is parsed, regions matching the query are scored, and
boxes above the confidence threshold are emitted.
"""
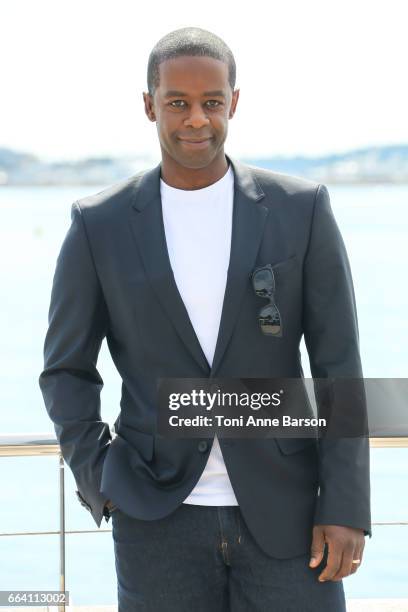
[39,153,371,559]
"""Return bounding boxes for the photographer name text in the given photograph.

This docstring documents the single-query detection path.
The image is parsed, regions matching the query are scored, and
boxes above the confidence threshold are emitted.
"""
[168,415,326,428]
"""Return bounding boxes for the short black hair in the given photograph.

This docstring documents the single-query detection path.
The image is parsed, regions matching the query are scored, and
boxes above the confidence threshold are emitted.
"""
[147,27,236,97]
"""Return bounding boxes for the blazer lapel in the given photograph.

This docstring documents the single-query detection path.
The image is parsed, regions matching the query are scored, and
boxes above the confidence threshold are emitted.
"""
[128,154,269,377]
[210,156,269,376]
[129,162,211,374]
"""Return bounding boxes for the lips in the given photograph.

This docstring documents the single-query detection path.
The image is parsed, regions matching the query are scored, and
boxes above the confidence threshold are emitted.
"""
[178,137,213,149]
[179,138,211,143]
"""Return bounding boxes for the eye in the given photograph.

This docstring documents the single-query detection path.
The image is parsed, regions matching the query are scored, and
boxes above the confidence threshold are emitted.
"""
[168,99,223,109]
[169,100,187,108]
[206,100,222,108]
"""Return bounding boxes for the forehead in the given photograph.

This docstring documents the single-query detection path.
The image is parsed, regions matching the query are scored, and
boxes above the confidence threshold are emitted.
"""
[156,56,230,94]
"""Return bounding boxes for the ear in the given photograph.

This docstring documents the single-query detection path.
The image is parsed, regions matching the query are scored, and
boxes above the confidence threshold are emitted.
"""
[229,88,240,119]
[143,92,156,122]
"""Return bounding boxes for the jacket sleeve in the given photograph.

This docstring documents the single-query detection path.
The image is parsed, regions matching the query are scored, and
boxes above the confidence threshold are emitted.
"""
[302,184,372,537]
[39,201,111,528]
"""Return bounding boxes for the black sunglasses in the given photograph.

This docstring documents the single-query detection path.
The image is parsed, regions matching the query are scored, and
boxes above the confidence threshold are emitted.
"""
[251,264,283,337]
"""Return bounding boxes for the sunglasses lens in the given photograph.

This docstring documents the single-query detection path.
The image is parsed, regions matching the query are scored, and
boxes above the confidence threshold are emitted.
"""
[253,268,275,296]
[259,303,281,335]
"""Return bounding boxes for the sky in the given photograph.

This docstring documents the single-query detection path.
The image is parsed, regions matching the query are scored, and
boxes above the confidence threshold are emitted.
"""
[1,0,407,161]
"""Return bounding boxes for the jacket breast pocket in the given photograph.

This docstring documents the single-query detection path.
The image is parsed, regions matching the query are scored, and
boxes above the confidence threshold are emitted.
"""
[271,255,299,280]
[252,255,299,293]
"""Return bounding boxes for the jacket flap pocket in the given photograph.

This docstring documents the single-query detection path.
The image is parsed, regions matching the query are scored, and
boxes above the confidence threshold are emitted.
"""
[117,425,154,461]
[274,436,317,455]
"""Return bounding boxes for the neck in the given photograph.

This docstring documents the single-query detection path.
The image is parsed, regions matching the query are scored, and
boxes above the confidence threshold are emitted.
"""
[160,150,229,190]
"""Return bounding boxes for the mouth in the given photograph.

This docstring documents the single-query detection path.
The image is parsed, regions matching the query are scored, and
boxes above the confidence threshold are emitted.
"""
[178,137,213,149]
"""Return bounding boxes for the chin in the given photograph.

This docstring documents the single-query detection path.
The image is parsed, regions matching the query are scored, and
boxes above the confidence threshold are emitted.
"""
[176,149,218,169]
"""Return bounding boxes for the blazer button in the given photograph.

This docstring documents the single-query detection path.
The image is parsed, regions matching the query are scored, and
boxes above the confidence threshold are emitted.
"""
[198,440,209,453]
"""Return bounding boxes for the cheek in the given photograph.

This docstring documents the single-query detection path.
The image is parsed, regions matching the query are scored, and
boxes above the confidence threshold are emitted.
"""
[156,124,173,143]
[159,118,179,137]
[214,115,229,129]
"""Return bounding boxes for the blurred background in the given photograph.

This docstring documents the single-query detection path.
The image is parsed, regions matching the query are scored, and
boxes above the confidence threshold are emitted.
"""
[0,0,407,607]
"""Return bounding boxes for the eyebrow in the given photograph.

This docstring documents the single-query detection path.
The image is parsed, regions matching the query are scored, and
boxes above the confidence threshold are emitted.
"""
[163,89,226,98]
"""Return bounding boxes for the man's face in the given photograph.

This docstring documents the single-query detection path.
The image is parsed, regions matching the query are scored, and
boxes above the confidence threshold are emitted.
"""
[143,56,239,169]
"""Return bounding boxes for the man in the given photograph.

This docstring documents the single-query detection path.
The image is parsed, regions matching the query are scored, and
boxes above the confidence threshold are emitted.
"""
[39,27,371,611]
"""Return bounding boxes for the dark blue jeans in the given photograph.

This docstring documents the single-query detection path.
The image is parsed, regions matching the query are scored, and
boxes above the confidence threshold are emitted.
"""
[111,504,346,611]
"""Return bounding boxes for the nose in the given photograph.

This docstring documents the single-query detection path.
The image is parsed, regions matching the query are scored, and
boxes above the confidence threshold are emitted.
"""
[184,102,210,129]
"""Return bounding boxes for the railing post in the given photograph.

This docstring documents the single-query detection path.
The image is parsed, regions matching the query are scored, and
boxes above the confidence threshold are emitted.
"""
[58,453,66,612]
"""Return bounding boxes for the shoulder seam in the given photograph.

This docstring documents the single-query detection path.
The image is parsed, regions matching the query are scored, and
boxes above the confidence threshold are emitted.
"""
[304,183,322,258]
[71,199,103,288]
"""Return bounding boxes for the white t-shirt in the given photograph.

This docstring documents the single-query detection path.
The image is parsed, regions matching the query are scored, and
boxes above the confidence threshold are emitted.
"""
[160,162,238,505]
